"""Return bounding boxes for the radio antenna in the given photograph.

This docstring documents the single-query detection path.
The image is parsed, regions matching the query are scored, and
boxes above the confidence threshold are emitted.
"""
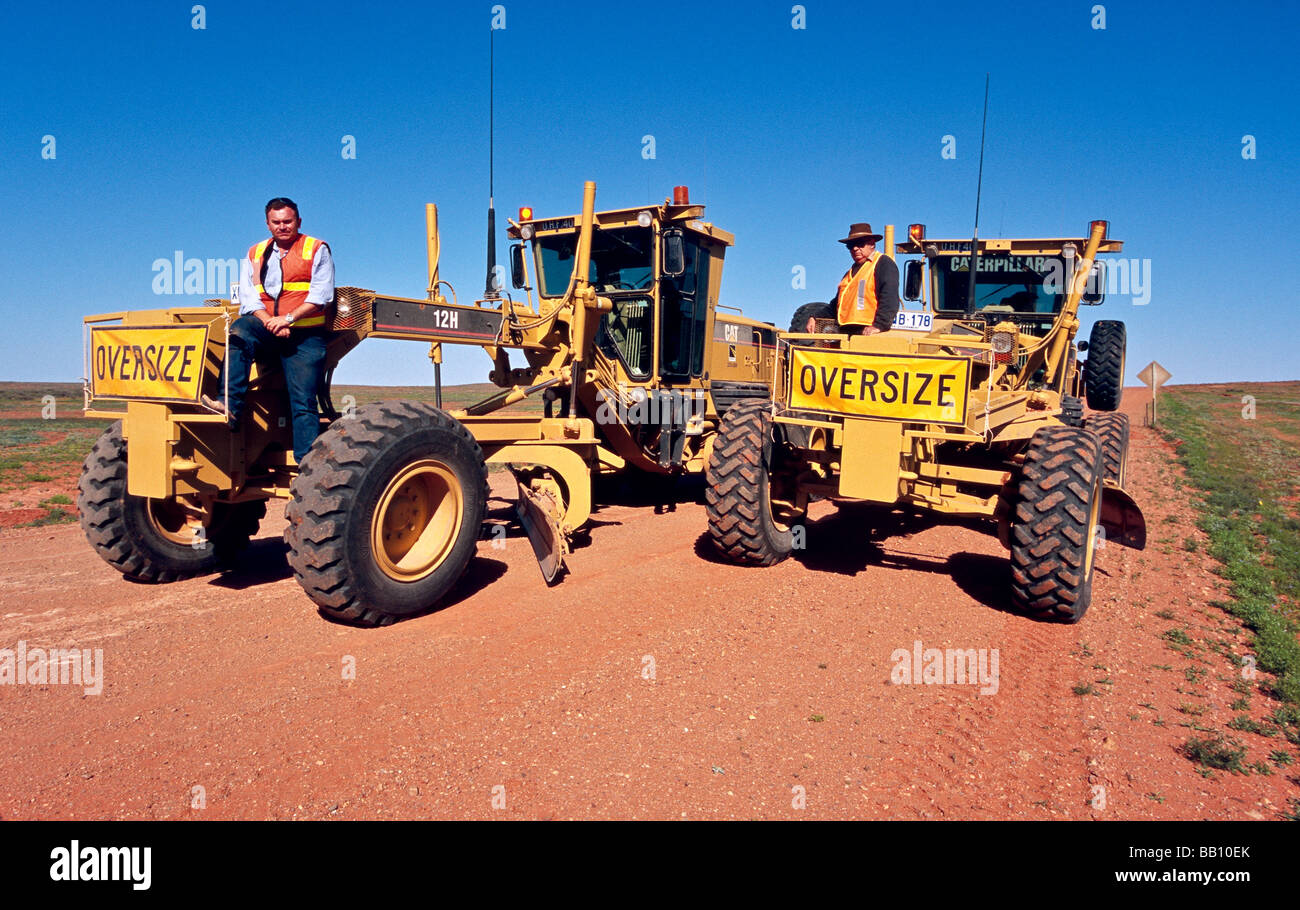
[484,24,499,300]
[964,74,990,319]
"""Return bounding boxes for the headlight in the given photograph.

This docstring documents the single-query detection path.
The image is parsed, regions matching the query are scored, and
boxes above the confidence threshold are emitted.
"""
[988,323,1018,364]
[520,224,534,240]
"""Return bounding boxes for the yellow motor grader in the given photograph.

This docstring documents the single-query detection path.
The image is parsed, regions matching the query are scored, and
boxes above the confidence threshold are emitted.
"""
[79,182,778,625]
[704,220,1145,622]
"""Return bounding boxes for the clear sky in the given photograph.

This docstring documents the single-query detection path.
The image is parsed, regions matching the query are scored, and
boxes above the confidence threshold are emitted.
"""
[3,0,1297,388]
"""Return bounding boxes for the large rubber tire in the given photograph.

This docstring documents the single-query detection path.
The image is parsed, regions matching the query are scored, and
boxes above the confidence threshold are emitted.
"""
[1009,426,1104,623]
[1084,320,1126,411]
[789,302,834,334]
[705,400,794,566]
[1085,412,1130,487]
[285,401,488,627]
[78,421,265,582]
[1059,394,1085,427]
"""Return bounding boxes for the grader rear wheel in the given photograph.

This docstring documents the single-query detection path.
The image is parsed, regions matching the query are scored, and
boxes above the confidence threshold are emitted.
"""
[1009,426,1104,623]
[706,399,799,566]
[285,401,488,627]
[1085,412,1130,486]
[78,421,265,582]
[789,301,834,334]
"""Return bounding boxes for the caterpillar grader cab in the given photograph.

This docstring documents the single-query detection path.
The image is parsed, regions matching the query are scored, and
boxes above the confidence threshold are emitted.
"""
[79,182,777,625]
[705,220,1144,622]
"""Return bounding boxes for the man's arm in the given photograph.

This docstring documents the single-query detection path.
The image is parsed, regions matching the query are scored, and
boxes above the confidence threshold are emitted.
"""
[237,257,268,320]
[304,242,335,309]
[871,256,901,331]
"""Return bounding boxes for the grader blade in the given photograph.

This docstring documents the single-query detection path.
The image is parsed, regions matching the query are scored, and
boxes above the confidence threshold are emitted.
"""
[1100,484,1147,550]
[515,479,567,585]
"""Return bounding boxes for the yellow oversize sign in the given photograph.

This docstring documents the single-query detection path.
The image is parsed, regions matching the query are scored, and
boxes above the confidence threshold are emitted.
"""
[788,347,971,425]
[89,325,210,402]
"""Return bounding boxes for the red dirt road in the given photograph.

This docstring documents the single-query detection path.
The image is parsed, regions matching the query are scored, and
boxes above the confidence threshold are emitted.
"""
[1,389,1295,819]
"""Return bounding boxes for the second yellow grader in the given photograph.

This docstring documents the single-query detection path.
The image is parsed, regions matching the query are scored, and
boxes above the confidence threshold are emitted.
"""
[705,220,1145,622]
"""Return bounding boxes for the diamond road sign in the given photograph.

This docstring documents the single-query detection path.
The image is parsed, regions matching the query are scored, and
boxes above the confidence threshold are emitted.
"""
[1138,361,1171,389]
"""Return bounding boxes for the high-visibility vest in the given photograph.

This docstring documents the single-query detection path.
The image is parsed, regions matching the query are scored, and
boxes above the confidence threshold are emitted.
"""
[248,233,329,327]
[835,252,891,327]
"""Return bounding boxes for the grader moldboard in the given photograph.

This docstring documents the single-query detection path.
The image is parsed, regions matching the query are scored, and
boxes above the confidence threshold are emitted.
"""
[705,219,1146,622]
[79,182,779,625]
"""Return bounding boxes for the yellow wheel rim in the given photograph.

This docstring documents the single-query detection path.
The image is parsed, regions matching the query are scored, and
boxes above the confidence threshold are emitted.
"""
[371,460,463,582]
[146,499,206,547]
[1084,471,1103,577]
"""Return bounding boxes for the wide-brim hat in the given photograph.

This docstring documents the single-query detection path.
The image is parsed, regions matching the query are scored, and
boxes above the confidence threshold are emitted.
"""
[839,223,883,244]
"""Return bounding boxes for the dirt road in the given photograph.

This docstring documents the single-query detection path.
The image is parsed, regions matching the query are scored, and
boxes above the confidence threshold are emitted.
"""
[1,390,1294,819]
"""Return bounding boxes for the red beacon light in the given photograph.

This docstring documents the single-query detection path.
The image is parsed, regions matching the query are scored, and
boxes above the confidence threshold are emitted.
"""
[908,223,926,243]
[672,185,690,205]
[519,206,534,221]
[1090,220,1108,239]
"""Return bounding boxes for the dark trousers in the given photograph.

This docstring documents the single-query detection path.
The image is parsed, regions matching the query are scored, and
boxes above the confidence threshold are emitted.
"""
[225,314,328,462]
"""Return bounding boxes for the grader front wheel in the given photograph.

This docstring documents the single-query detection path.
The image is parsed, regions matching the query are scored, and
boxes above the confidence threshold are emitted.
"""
[1084,320,1126,411]
[1009,426,1104,623]
[78,421,265,582]
[285,401,488,627]
[705,400,797,566]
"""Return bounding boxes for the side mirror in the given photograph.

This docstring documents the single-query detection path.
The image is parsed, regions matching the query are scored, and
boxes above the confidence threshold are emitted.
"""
[662,229,686,277]
[1081,260,1105,305]
[904,259,923,301]
[510,243,526,289]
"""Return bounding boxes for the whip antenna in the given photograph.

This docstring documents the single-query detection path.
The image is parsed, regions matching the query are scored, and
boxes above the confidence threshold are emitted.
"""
[964,74,990,319]
[484,25,499,300]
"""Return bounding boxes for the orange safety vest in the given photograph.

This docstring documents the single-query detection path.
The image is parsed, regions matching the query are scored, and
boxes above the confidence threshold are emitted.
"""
[835,252,891,327]
[248,233,329,327]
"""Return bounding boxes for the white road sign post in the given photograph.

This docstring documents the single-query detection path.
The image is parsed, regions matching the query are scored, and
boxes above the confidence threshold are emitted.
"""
[1137,361,1172,426]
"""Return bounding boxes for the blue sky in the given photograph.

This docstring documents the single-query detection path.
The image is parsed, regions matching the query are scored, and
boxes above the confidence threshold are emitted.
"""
[2,0,1297,388]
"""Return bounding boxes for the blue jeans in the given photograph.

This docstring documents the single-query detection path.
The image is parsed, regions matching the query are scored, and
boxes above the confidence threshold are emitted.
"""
[225,314,328,462]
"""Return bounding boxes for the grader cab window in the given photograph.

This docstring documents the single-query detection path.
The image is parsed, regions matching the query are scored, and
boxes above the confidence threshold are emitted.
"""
[596,295,654,379]
[658,238,710,379]
[535,227,653,297]
[934,254,1065,317]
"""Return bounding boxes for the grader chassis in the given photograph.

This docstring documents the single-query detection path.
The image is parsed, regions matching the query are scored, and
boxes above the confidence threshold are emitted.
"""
[79,182,778,625]
[705,219,1146,622]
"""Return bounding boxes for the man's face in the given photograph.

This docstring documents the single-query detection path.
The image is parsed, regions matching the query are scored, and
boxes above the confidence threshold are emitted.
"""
[849,240,875,264]
[266,207,301,245]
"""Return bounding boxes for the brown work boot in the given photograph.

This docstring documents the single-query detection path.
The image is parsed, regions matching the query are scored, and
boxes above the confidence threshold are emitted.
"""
[200,393,227,415]
[200,394,240,432]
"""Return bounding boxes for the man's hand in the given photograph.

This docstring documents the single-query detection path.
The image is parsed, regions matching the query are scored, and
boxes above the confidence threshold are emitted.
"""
[264,315,292,338]
[862,326,883,335]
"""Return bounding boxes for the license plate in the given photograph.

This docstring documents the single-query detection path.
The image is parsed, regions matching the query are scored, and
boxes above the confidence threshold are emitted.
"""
[787,347,970,425]
[89,324,211,402]
[892,310,933,332]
